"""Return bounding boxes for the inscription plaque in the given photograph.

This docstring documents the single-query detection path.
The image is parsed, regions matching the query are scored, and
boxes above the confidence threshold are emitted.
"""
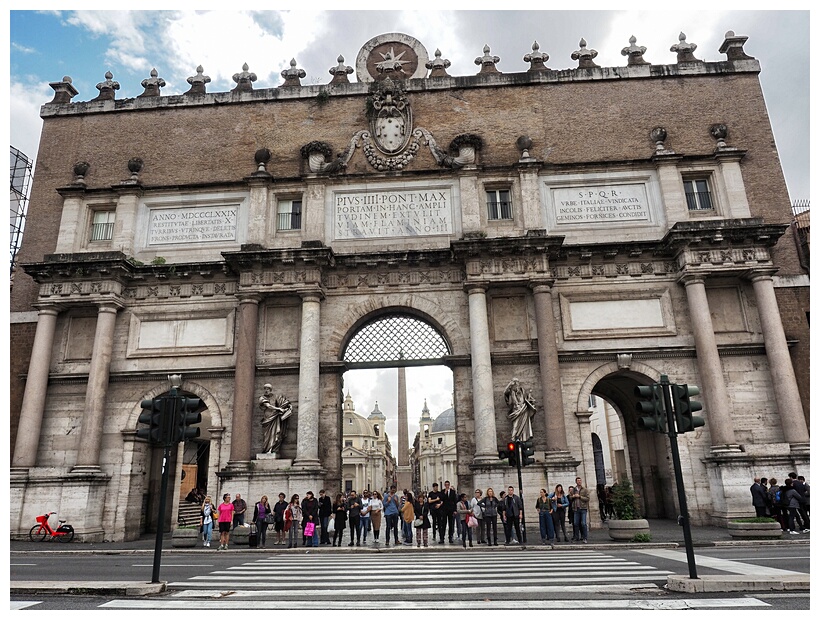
[148,204,238,245]
[334,188,453,239]
[552,184,650,225]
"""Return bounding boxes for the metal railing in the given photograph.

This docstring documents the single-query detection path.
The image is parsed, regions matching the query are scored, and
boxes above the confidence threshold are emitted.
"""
[685,191,713,211]
[487,201,513,220]
[90,222,115,241]
[277,212,301,231]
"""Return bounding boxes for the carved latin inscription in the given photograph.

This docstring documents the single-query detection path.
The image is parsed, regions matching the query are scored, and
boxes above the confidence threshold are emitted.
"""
[148,204,238,245]
[334,188,453,239]
[552,184,650,225]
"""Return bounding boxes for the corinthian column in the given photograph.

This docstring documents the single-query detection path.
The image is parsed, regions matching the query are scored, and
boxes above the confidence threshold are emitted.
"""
[229,294,260,465]
[73,302,122,471]
[466,284,498,463]
[748,271,808,449]
[680,275,739,452]
[294,291,322,468]
[12,305,60,469]
[531,281,567,453]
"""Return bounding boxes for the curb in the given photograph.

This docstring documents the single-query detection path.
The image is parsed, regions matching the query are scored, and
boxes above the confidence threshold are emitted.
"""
[10,581,166,596]
[667,574,810,593]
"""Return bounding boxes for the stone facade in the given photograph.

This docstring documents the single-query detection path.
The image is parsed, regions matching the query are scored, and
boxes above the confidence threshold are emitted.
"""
[9,32,809,541]
[340,396,395,493]
[414,402,459,492]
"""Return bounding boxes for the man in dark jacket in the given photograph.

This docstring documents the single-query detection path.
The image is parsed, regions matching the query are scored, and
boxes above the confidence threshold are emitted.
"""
[318,489,333,545]
[789,472,810,531]
[440,480,458,544]
[428,483,443,542]
[504,485,524,544]
[750,477,769,517]
[347,490,362,546]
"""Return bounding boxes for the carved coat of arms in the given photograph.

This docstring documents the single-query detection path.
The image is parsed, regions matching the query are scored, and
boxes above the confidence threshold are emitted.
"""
[369,78,412,155]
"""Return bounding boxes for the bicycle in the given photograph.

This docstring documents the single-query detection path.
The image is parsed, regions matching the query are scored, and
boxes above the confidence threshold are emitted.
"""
[29,512,75,543]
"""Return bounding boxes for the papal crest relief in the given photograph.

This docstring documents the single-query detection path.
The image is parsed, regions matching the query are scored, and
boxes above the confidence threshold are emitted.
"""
[370,78,412,155]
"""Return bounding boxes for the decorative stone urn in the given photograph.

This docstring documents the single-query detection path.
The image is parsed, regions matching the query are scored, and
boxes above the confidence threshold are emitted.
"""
[727,520,782,540]
[607,519,651,541]
[171,527,200,548]
[231,524,250,545]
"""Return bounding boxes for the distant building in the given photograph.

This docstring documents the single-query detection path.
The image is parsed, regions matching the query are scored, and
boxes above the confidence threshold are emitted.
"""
[10,145,31,278]
[414,401,458,492]
[341,394,395,493]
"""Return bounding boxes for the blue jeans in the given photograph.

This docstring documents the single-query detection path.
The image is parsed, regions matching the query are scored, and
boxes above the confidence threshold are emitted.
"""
[539,510,555,542]
[359,515,370,541]
[402,520,413,543]
[573,508,588,541]
[202,520,213,543]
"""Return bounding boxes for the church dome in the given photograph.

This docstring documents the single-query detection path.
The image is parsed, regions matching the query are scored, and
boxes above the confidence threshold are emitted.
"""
[431,407,455,433]
[344,411,376,437]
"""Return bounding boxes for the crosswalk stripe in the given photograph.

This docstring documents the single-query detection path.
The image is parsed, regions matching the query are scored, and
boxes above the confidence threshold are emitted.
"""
[100,596,770,610]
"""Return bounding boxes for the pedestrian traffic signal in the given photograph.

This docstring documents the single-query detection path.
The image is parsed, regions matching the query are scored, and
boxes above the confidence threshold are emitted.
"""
[137,397,165,443]
[175,397,202,442]
[671,384,704,433]
[635,384,666,433]
[521,439,535,466]
[507,441,519,467]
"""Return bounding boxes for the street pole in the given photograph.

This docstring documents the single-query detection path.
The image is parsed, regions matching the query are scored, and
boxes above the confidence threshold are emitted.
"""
[149,385,179,584]
[659,374,698,580]
[515,441,527,544]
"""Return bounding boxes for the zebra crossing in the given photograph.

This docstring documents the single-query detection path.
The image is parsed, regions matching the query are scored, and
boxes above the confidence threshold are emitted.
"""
[97,550,771,609]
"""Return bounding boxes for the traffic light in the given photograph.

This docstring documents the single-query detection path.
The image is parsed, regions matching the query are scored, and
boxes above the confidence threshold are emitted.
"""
[175,397,202,442]
[671,384,704,433]
[137,397,164,443]
[635,384,666,433]
[521,438,535,466]
[506,441,518,467]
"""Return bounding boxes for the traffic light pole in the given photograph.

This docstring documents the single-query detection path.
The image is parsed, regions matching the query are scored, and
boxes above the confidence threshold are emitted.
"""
[659,375,698,580]
[149,388,179,584]
[515,442,527,544]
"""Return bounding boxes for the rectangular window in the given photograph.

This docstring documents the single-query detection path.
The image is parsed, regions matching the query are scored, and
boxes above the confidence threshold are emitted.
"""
[344,440,353,448]
[277,199,302,231]
[90,210,115,241]
[683,179,714,211]
[486,189,512,220]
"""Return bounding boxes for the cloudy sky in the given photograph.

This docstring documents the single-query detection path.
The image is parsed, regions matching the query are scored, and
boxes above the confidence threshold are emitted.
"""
[6,6,812,454]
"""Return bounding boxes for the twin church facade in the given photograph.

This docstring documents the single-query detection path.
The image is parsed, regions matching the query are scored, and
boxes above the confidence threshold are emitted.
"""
[10,31,808,541]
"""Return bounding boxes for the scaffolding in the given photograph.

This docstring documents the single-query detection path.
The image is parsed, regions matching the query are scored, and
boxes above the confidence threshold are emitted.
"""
[10,146,32,280]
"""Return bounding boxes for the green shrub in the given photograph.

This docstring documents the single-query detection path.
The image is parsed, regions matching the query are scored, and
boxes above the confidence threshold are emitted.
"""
[631,533,651,543]
[612,478,641,520]
[730,517,778,524]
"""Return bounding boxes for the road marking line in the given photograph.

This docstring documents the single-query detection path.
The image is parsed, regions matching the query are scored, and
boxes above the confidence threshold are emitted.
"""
[634,549,806,576]
[10,601,41,610]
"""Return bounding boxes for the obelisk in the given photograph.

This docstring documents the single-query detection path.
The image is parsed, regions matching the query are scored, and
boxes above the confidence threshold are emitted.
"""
[395,365,413,491]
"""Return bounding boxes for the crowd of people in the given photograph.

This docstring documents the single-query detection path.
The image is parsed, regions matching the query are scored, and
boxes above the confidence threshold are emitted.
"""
[194,477,599,550]
[750,471,810,534]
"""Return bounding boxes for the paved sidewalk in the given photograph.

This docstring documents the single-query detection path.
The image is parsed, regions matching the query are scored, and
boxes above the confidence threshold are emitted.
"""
[10,519,810,596]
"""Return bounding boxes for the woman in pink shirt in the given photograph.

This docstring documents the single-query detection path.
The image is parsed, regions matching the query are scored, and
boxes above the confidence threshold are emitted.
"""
[217,493,234,550]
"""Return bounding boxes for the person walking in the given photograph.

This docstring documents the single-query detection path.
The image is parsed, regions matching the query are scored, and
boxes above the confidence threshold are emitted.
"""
[383,486,401,546]
[549,484,570,542]
[347,490,362,546]
[301,491,320,547]
[332,493,347,546]
[569,477,590,543]
[359,490,372,544]
[285,494,302,549]
[414,492,431,547]
[253,495,272,549]
[784,478,808,534]
[369,491,384,545]
[401,491,416,545]
[200,495,216,548]
[457,493,474,547]
[216,493,234,550]
[272,492,288,545]
[536,488,556,548]
[480,487,500,546]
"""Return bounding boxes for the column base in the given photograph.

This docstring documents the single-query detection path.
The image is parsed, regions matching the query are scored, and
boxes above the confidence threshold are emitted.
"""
[225,460,252,471]
[709,444,744,455]
[10,467,30,482]
[69,465,104,476]
[788,442,810,456]
[292,459,323,470]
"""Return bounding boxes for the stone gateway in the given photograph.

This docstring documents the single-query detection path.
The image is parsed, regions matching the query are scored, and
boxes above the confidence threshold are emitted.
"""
[9,31,809,542]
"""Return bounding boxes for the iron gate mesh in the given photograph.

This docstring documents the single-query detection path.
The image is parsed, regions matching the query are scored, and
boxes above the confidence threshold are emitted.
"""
[343,314,450,364]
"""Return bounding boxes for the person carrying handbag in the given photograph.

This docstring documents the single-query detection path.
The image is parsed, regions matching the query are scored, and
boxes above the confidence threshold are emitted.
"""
[413,492,431,547]
[253,495,272,549]
[286,494,302,548]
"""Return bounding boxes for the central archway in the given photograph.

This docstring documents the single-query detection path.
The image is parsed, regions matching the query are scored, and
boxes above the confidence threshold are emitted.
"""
[343,312,452,368]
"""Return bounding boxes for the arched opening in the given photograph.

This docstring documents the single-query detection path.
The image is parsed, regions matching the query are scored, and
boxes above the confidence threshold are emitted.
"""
[587,371,676,520]
[339,311,456,498]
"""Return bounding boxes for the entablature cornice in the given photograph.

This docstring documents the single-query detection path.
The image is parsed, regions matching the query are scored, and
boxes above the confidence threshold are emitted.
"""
[660,218,788,250]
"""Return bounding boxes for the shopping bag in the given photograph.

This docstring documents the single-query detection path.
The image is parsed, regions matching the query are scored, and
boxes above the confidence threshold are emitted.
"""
[327,518,336,533]
[304,521,315,537]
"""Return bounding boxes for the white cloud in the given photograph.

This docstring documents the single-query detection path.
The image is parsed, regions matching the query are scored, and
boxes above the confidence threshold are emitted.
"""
[9,79,49,167]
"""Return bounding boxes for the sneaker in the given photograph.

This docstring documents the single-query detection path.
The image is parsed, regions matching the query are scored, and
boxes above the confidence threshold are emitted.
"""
[803,529,810,533]
[583,539,588,543]
[348,542,354,546]
[790,530,800,534]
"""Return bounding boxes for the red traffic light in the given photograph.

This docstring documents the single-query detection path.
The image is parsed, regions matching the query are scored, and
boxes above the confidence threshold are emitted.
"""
[507,441,516,452]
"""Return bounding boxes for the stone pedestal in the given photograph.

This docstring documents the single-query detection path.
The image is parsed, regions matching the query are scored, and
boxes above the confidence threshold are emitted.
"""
[217,464,326,510]
[395,466,413,493]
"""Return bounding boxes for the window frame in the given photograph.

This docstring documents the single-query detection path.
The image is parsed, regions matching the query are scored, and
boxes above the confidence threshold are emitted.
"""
[485,187,513,221]
[682,176,715,212]
[89,208,116,243]
[276,197,303,231]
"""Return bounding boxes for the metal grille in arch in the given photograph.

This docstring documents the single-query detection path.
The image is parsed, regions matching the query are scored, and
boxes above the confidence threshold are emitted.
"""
[343,314,450,365]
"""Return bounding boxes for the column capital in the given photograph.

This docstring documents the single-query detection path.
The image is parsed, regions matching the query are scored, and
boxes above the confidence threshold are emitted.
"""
[31,303,62,316]
[464,282,488,295]
[677,272,707,287]
[236,293,262,305]
[529,279,556,293]
[96,300,125,313]
[299,288,324,303]
[744,267,779,283]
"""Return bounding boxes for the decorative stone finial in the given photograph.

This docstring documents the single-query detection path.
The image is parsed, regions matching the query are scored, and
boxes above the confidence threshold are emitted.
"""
[475,44,501,74]
[710,123,729,149]
[253,148,272,176]
[426,49,452,78]
[571,38,599,68]
[127,158,143,182]
[138,68,166,98]
[232,63,257,93]
[621,35,649,66]
[49,76,79,104]
[524,41,550,72]
[516,135,534,161]
[328,55,354,84]
[670,32,700,63]
[281,58,306,87]
[185,65,211,95]
[719,30,754,61]
[72,161,90,185]
[92,71,120,101]
[650,127,670,153]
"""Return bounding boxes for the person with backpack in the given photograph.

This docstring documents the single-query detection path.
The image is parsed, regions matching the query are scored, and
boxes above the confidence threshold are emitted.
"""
[768,478,786,531]
[784,478,808,534]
